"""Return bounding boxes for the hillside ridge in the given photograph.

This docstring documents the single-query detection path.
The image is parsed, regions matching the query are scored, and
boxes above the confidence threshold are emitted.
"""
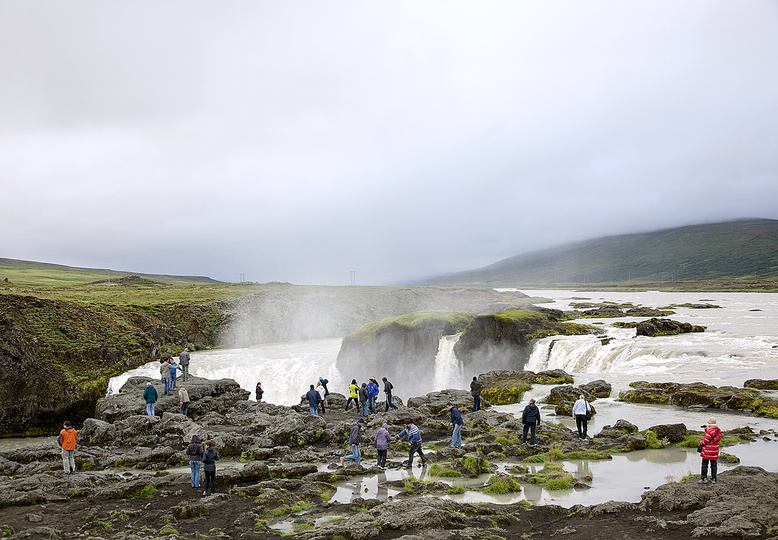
[414,218,778,286]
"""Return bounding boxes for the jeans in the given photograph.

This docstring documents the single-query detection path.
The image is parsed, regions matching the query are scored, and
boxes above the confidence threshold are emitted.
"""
[344,444,361,465]
[203,470,216,494]
[146,403,155,416]
[408,442,425,466]
[360,401,368,416]
[309,405,318,416]
[190,460,201,487]
[575,415,589,438]
[61,448,75,473]
[385,393,398,411]
[451,424,462,447]
[170,372,177,389]
[163,377,171,395]
[368,396,376,414]
[181,364,189,381]
[377,449,388,468]
[701,458,718,480]
[180,402,189,416]
[473,395,481,411]
[522,423,536,445]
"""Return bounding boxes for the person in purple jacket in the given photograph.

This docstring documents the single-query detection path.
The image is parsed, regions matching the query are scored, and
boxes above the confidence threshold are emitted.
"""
[375,423,396,469]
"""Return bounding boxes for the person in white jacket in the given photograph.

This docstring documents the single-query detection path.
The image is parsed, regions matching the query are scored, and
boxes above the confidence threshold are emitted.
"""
[572,394,592,439]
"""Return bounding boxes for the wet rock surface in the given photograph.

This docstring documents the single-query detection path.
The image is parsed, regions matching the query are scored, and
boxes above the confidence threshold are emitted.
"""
[0,372,774,539]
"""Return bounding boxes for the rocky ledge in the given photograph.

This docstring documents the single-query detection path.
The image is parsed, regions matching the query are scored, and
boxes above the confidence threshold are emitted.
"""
[1,372,776,539]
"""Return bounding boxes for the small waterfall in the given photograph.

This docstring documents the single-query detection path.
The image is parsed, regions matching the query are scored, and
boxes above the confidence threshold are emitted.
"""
[433,333,464,391]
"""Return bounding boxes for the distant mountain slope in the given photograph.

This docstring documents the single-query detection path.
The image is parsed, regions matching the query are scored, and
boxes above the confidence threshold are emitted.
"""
[0,258,220,286]
[415,219,778,286]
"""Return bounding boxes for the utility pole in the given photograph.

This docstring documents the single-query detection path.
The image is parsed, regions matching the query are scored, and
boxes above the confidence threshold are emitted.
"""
[350,270,356,286]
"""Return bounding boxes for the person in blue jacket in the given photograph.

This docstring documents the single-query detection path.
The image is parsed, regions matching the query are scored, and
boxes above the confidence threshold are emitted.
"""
[396,420,426,468]
[447,402,464,448]
[366,378,380,414]
[305,384,321,416]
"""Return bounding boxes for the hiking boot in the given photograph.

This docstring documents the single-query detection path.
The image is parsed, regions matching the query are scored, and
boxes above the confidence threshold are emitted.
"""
[340,457,345,467]
[711,479,717,484]
[698,478,707,484]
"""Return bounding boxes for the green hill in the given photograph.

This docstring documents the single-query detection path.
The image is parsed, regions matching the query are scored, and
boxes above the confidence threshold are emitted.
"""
[0,258,220,286]
[416,219,778,286]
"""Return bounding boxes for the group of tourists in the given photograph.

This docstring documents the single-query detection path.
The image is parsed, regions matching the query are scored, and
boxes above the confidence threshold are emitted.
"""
[142,349,192,417]
[341,417,427,470]
[344,376,399,416]
[304,377,331,416]
[184,435,221,495]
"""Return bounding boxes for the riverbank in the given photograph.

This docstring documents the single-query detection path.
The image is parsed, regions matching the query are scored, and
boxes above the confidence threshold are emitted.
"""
[2,371,778,539]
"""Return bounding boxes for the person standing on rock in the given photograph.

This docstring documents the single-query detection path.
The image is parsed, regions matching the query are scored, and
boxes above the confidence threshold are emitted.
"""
[470,376,482,412]
[57,421,78,474]
[306,384,321,416]
[255,381,263,413]
[367,378,379,414]
[397,420,426,468]
[521,398,541,445]
[316,380,327,415]
[345,379,359,412]
[185,435,203,488]
[572,394,592,439]
[341,418,365,466]
[169,359,179,390]
[202,441,220,495]
[359,382,369,416]
[375,423,395,469]
[160,358,172,396]
[447,403,464,448]
[179,348,190,381]
[383,377,398,411]
[143,381,158,416]
[178,386,190,416]
[699,417,723,484]
[319,376,330,397]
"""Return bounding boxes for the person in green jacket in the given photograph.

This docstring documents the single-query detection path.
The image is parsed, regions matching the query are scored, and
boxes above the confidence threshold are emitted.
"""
[143,382,158,416]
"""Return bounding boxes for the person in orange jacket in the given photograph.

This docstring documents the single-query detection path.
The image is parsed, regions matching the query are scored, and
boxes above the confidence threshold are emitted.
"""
[57,421,78,474]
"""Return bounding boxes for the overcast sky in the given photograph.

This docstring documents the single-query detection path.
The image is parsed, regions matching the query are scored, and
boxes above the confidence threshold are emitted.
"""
[2,1,777,285]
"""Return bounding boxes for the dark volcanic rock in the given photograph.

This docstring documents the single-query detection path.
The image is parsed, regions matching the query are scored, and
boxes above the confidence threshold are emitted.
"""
[454,309,597,373]
[636,318,706,337]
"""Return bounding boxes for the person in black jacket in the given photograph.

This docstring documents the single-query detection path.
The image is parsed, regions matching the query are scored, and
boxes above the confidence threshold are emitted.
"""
[255,381,263,413]
[470,377,482,411]
[383,377,398,411]
[521,398,541,445]
[201,441,220,495]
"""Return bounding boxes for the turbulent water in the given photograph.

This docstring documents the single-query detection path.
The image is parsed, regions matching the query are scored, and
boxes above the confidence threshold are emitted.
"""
[109,290,778,403]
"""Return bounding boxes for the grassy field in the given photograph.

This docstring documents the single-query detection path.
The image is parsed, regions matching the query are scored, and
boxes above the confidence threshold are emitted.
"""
[0,257,219,287]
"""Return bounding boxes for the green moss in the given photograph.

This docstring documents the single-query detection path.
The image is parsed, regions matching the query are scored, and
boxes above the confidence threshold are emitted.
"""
[120,483,157,499]
[484,477,521,495]
[429,463,462,477]
[461,457,480,475]
[545,478,573,490]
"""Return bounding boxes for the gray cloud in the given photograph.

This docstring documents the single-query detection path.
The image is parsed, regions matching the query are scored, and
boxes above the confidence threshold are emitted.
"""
[1,1,777,284]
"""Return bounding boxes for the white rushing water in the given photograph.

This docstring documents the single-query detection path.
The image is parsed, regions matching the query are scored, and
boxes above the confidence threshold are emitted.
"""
[432,333,464,391]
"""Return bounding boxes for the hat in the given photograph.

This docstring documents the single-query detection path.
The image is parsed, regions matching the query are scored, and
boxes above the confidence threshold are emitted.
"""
[358,418,365,424]
[319,377,323,381]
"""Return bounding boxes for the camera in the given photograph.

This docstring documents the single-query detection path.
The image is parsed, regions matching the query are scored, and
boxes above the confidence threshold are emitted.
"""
[700,425,707,429]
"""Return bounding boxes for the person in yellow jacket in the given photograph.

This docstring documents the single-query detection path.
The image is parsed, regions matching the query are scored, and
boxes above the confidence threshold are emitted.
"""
[345,379,359,412]
[57,421,78,474]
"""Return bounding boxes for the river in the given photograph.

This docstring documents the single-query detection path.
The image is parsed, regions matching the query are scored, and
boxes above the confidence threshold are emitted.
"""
[14,290,778,507]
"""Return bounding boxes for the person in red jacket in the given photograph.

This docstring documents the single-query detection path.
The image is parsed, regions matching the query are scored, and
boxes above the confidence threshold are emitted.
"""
[57,421,78,474]
[699,417,723,484]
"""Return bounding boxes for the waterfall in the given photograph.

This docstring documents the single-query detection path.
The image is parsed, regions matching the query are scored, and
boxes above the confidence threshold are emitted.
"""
[433,333,464,391]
